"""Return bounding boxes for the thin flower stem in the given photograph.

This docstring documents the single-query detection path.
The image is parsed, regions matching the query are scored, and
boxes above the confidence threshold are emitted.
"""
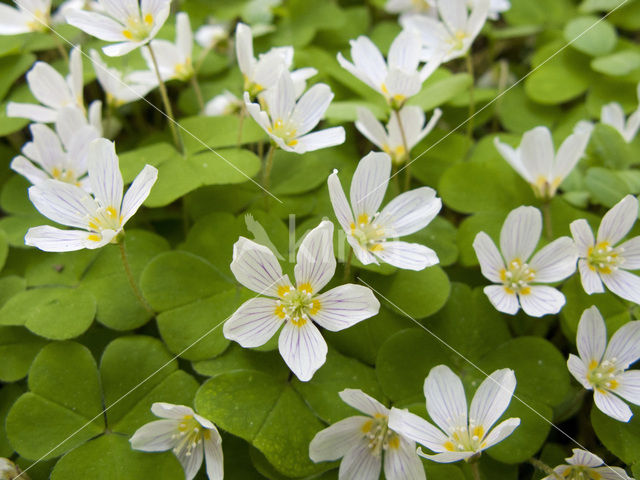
[466,53,476,142]
[52,33,69,64]
[119,241,154,315]
[195,45,213,73]
[529,457,562,480]
[146,44,184,153]
[394,108,412,191]
[343,247,353,282]
[262,144,277,210]
[470,461,481,480]
[237,104,246,146]
[190,74,205,113]
[542,200,553,240]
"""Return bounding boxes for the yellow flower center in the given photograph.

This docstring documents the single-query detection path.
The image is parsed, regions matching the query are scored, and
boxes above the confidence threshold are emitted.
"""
[383,144,407,165]
[588,359,620,393]
[444,424,487,452]
[500,258,535,295]
[172,415,206,459]
[361,413,400,456]
[587,241,622,275]
[51,167,79,185]
[122,14,153,41]
[563,466,603,479]
[267,118,298,147]
[86,206,123,242]
[26,8,49,32]
[350,213,386,253]
[274,284,321,327]
[531,175,562,201]
[174,59,194,81]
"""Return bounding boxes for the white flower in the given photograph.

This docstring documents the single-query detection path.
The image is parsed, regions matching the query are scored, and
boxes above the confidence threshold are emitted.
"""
[337,30,441,108]
[385,0,436,16]
[244,71,345,154]
[570,195,640,305]
[223,221,380,382]
[11,106,100,189]
[401,0,490,62]
[195,22,229,49]
[470,0,510,20]
[328,152,442,271]
[542,448,635,480]
[355,106,442,165]
[309,389,425,480]
[601,84,640,143]
[130,402,223,480]
[0,0,51,34]
[65,0,171,57]
[7,46,84,123]
[204,91,242,116]
[25,138,158,251]
[494,126,591,200]
[90,49,155,107]
[389,365,520,463]
[473,206,578,317]
[568,306,640,423]
[52,0,103,24]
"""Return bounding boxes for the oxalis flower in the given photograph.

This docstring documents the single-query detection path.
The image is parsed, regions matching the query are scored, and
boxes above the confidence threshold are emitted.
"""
[389,365,520,463]
[601,83,640,143]
[542,448,634,480]
[494,125,591,201]
[355,106,442,165]
[570,195,640,305]
[130,402,223,480]
[223,220,380,381]
[567,306,640,423]
[11,106,100,188]
[473,206,578,317]
[65,0,171,57]
[337,30,441,108]
[244,70,345,154]
[309,389,425,480]
[328,152,442,271]
[0,0,51,34]
[25,138,158,251]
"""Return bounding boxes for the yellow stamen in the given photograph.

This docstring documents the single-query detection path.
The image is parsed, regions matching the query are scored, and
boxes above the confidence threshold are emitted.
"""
[123,29,133,39]
[144,13,153,24]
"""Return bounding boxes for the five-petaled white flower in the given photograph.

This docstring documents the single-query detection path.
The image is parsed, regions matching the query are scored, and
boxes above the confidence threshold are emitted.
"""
[473,206,578,317]
[389,365,520,463]
[90,49,155,107]
[401,0,490,62]
[244,71,345,154]
[11,106,100,189]
[494,125,591,201]
[223,220,380,382]
[7,46,84,123]
[65,0,171,57]
[601,83,640,143]
[0,0,51,34]
[542,448,635,480]
[309,389,425,480]
[570,195,640,305]
[568,306,640,423]
[130,402,223,480]
[195,21,229,50]
[328,151,442,271]
[25,138,158,251]
[356,106,442,165]
[337,30,441,108]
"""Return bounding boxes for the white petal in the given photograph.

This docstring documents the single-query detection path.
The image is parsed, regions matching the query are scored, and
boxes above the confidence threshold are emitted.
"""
[576,306,607,368]
[204,432,224,480]
[418,450,476,463]
[615,370,640,406]
[570,219,595,256]
[519,126,554,183]
[355,107,388,151]
[388,30,421,72]
[597,195,639,245]
[601,269,640,305]
[384,68,421,99]
[566,448,604,468]
[519,286,565,317]
[0,4,30,34]
[473,232,505,283]
[292,127,346,154]
[384,435,426,480]
[11,156,50,185]
[595,467,634,480]
[24,226,99,252]
[388,408,449,453]
[252,49,288,91]
[65,10,126,42]
[278,320,328,382]
[309,416,369,462]
[69,47,84,105]
[327,169,355,233]
[483,285,519,315]
[494,137,531,183]
[348,235,379,266]
[151,402,195,420]
[121,165,158,225]
[28,180,97,229]
[424,365,467,437]
[578,259,604,295]
[469,369,517,435]
[129,419,178,451]
[438,0,467,32]
[500,206,542,263]
[601,103,626,133]
[618,236,640,269]
[553,130,590,184]
[311,284,380,332]
[339,389,388,417]
[350,152,391,219]
[377,187,442,237]
[6,102,57,122]
[593,389,632,422]
[337,52,379,92]
[480,417,520,450]
[175,12,192,62]
[567,354,592,390]
[372,241,438,271]
[339,439,382,480]
[88,138,123,210]
[235,23,254,77]
[528,236,578,282]
[27,62,72,109]
[291,83,333,136]
[604,320,640,370]
[243,93,272,134]
[103,41,144,57]
[176,440,204,480]
[223,298,283,348]
[346,36,387,90]
[230,237,291,297]
[265,71,295,124]
[295,220,335,292]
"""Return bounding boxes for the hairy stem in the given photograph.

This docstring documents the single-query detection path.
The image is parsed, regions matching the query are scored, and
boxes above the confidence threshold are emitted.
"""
[529,457,562,480]
[237,104,246,146]
[394,108,412,191]
[470,461,481,480]
[343,247,354,282]
[542,200,553,240]
[190,74,205,113]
